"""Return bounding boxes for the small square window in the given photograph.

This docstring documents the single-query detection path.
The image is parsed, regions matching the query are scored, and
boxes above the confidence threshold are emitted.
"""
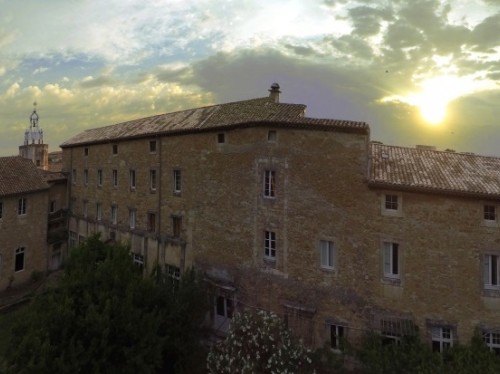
[132,253,144,270]
[149,140,157,153]
[484,205,496,221]
[430,326,454,353]
[320,240,336,270]
[385,195,398,210]
[112,144,118,155]
[167,265,181,281]
[217,133,225,144]
[483,331,500,355]
[84,147,89,156]
[268,130,277,142]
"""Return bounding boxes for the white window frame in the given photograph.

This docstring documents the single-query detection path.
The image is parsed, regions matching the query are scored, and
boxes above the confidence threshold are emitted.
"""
[111,206,117,225]
[167,264,180,280]
[483,331,500,354]
[173,169,181,193]
[320,240,336,270]
[381,192,403,216]
[112,169,118,188]
[264,230,276,260]
[430,326,454,353]
[18,197,27,216]
[15,247,25,272]
[129,209,136,229]
[383,241,400,279]
[132,253,144,269]
[129,170,136,190]
[484,254,500,290]
[263,170,276,198]
[329,324,345,351]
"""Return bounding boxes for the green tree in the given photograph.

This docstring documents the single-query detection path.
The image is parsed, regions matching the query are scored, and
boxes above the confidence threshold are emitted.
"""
[206,310,314,374]
[5,236,208,373]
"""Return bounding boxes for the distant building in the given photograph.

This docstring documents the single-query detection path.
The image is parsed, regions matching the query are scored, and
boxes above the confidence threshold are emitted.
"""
[19,103,48,170]
[60,84,500,354]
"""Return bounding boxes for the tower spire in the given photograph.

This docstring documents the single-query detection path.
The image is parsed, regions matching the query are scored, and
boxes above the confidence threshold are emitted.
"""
[25,101,43,145]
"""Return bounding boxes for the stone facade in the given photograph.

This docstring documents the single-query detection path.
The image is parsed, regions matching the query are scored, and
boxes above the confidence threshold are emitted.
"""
[60,86,500,353]
[0,157,50,289]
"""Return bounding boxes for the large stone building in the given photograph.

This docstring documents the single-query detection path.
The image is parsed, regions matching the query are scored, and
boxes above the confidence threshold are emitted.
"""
[60,84,500,353]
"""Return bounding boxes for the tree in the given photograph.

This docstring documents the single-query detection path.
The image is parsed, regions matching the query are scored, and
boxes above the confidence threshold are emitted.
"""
[206,310,314,374]
[5,236,208,373]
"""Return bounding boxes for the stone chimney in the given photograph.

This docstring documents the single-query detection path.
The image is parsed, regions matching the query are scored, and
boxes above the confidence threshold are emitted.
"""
[268,83,281,103]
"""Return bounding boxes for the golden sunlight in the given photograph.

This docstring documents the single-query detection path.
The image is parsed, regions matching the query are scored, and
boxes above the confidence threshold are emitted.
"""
[381,74,495,125]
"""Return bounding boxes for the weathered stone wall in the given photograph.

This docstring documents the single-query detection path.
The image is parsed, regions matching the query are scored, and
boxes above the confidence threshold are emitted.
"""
[0,190,49,289]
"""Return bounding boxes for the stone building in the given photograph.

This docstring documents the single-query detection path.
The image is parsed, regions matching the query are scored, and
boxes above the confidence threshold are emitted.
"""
[60,84,500,353]
[0,157,50,288]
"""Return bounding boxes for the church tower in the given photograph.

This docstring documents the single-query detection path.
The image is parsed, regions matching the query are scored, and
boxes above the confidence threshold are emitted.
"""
[19,102,49,170]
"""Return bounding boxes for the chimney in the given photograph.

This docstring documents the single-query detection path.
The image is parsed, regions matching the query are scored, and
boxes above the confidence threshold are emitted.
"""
[268,83,281,103]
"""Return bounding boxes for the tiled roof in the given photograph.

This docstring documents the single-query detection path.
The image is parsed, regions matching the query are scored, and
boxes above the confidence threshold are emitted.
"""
[61,97,368,147]
[0,156,49,196]
[40,169,66,182]
[369,143,500,198]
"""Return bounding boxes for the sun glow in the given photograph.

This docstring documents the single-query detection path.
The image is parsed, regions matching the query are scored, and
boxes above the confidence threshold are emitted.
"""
[381,74,495,125]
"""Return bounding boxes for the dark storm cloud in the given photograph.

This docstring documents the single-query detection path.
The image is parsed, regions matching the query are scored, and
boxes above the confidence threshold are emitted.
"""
[327,35,375,61]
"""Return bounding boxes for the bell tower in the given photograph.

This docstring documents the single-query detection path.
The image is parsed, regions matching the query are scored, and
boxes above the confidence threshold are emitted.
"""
[19,102,49,170]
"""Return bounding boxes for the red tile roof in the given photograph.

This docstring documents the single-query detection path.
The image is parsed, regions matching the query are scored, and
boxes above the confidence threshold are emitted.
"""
[61,97,368,147]
[369,143,500,198]
[0,156,50,196]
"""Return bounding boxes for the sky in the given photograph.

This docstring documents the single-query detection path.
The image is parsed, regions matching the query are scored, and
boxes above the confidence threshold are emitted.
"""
[0,0,499,156]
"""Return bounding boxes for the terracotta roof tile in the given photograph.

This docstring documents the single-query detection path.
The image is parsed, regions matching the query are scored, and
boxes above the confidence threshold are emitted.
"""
[369,143,500,198]
[0,156,49,196]
[61,97,368,147]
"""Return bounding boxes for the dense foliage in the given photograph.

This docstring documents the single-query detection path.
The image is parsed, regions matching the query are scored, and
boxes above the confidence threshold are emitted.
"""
[5,236,209,374]
[358,330,500,374]
[207,310,315,374]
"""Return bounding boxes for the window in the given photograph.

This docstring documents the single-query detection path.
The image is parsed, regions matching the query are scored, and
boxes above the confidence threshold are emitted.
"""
[84,169,88,185]
[72,169,77,184]
[129,170,136,190]
[330,324,345,351]
[112,169,118,188]
[150,170,157,191]
[18,197,27,215]
[431,326,454,352]
[264,230,276,260]
[483,331,500,355]
[172,216,182,238]
[216,295,233,319]
[0,201,3,219]
[484,254,500,289]
[217,133,225,144]
[263,170,276,198]
[147,213,156,232]
[111,206,118,225]
[96,203,102,221]
[320,240,336,270]
[174,169,181,193]
[381,319,403,345]
[84,147,89,156]
[97,169,103,186]
[132,253,144,270]
[385,194,398,210]
[15,247,25,272]
[383,242,400,279]
[129,210,136,229]
[485,205,497,221]
[69,231,78,248]
[112,144,118,155]
[167,265,180,281]
[49,200,56,213]
[149,140,157,153]
[268,130,277,142]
